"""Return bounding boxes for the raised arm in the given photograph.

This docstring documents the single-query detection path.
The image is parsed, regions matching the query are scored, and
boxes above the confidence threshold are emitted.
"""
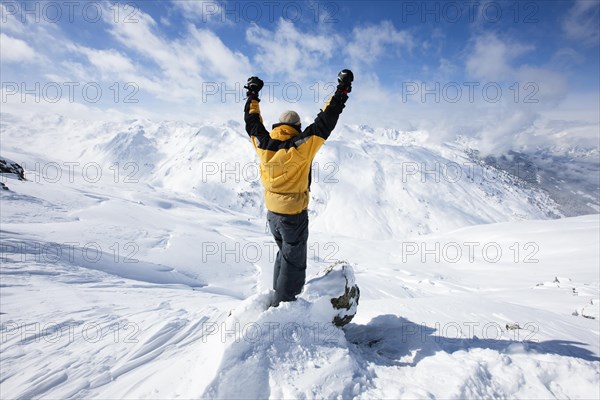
[243,76,269,139]
[300,91,348,142]
[294,70,353,152]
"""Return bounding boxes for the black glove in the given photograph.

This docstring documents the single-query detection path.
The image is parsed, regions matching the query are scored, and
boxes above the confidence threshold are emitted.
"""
[336,69,353,94]
[244,76,264,99]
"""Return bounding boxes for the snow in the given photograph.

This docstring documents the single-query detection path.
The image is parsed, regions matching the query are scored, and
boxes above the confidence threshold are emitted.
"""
[1,112,599,399]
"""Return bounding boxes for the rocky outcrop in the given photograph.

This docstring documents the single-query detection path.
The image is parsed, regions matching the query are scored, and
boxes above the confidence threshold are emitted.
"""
[0,158,26,180]
[0,157,26,190]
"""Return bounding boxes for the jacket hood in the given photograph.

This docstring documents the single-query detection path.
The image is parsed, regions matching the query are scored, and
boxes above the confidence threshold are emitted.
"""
[270,123,301,140]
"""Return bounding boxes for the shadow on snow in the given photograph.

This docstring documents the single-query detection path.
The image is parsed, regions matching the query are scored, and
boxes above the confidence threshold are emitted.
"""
[345,314,600,365]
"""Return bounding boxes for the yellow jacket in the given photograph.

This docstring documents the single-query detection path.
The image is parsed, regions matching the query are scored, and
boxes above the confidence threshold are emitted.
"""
[245,94,347,214]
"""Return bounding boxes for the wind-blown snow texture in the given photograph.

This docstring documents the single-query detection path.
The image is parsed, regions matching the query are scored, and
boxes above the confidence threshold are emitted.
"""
[1,112,598,399]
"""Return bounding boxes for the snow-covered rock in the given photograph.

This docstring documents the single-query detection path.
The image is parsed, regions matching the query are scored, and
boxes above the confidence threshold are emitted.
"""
[302,261,360,327]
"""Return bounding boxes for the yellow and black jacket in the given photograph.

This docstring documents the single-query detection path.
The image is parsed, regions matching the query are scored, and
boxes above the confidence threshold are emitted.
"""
[245,94,346,215]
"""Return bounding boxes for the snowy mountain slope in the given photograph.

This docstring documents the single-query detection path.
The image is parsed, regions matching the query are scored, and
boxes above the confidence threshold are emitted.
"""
[1,177,598,398]
[1,112,599,399]
[480,149,600,216]
[1,112,565,239]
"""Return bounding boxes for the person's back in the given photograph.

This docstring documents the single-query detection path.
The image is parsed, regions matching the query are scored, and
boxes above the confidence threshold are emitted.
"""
[243,70,353,306]
[252,109,311,214]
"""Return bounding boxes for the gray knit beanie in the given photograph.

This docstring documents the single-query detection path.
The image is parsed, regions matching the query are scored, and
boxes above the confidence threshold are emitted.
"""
[279,110,301,127]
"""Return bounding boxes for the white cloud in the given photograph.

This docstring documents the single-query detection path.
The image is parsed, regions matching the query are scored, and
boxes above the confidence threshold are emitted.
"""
[381,29,581,155]
[0,0,594,156]
[103,9,174,72]
[466,33,533,81]
[433,58,459,81]
[68,45,166,97]
[551,47,585,70]
[246,19,338,79]
[173,0,228,23]
[465,33,568,106]
[0,3,70,69]
[102,5,251,100]
[477,108,541,154]
[0,3,252,122]
[562,0,600,47]
[187,27,251,82]
[459,32,579,155]
[346,21,413,67]
[75,47,136,76]
[515,66,568,106]
[0,33,36,62]
[0,89,138,121]
[0,3,25,35]
[57,60,97,82]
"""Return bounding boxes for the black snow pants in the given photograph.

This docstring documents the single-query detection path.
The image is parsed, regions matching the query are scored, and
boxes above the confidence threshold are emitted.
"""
[267,210,309,306]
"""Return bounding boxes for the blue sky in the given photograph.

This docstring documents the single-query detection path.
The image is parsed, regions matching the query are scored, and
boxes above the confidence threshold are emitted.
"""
[1,0,599,152]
